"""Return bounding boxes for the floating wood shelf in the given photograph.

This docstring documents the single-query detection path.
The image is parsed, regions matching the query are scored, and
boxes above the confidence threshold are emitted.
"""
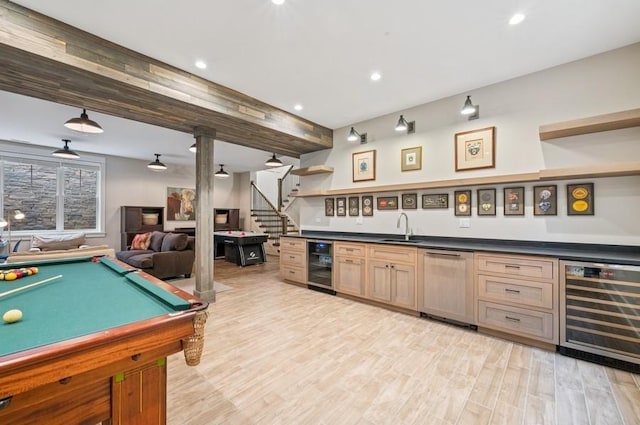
[290,165,334,176]
[539,108,640,141]
[295,162,640,197]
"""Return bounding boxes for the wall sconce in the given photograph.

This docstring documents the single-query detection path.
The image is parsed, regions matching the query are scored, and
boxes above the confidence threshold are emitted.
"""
[189,143,197,153]
[0,210,25,256]
[64,108,104,134]
[265,153,283,167]
[460,95,480,120]
[394,115,415,134]
[214,164,230,178]
[52,139,80,159]
[347,127,367,144]
[147,154,167,171]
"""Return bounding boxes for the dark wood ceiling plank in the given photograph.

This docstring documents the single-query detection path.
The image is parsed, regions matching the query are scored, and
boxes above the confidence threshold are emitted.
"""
[0,0,333,157]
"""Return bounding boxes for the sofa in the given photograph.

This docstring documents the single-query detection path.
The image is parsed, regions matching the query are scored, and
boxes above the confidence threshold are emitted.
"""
[115,231,195,279]
[5,232,115,264]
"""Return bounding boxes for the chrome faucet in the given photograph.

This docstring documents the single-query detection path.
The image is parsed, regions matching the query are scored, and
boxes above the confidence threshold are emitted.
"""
[397,212,410,241]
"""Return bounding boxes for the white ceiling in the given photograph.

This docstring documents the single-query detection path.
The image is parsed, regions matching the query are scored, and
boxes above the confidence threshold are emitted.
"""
[4,0,640,170]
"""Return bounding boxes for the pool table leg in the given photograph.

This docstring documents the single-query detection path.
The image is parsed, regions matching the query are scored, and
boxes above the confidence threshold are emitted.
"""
[111,358,167,425]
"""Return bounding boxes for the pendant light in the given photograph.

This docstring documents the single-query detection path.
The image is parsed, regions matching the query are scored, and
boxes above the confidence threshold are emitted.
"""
[147,154,167,171]
[214,164,229,178]
[265,153,283,167]
[52,139,80,159]
[64,108,104,134]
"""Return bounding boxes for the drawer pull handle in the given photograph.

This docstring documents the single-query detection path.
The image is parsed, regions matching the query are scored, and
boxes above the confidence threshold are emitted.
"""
[505,265,520,269]
[505,316,521,322]
[289,270,295,274]
[504,288,521,294]
[289,256,295,259]
[345,259,354,263]
[59,376,72,385]
[345,248,354,252]
[0,397,12,410]
[428,252,461,258]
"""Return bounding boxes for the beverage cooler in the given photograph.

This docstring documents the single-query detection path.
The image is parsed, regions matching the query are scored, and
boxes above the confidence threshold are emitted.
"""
[560,260,640,372]
[306,240,333,291]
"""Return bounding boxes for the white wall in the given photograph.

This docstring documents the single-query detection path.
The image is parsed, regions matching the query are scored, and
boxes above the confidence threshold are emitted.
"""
[297,43,640,246]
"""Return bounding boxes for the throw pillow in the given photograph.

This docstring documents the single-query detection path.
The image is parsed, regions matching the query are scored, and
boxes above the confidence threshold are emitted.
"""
[160,233,189,252]
[31,233,86,251]
[149,231,166,252]
[130,232,152,250]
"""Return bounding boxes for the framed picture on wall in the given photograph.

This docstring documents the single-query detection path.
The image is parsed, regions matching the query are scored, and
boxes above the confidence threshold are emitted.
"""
[422,193,449,209]
[533,185,557,216]
[324,198,334,216]
[477,188,496,216]
[402,193,418,209]
[454,127,496,171]
[454,190,472,216]
[352,149,376,182]
[377,196,398,210]
[401,147,422,171]
[504,187,525,216]
[567,183,594,215]
[362,195,374,216]
[336,197,346,216]
[348,196,360,216]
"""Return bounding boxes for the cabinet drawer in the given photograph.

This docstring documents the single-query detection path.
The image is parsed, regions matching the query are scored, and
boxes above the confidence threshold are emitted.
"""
[478,301,555,342]
[334,242,366,257]
[478,275,553,310]
[281,251,306,267]
[368,245,417,264]
[476,254,556,281]
[280,265,306,283]
[280,237,306,252]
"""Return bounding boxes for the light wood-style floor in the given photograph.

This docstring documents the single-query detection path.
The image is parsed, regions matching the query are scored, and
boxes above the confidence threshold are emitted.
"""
[167,257,640,425]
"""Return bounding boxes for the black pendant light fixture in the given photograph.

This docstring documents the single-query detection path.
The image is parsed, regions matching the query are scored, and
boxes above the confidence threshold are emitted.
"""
[64,108,104,134]
[265,153,283,167]
[147,154,167,171]
[214,164,229,178]
[52,139,80,159]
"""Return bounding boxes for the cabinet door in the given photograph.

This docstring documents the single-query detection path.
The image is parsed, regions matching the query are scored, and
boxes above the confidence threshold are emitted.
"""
[419,250,474,324]
[123,207,142,232]
[391,263,416,309]
[334,257,365,296]
[367,260,391,302]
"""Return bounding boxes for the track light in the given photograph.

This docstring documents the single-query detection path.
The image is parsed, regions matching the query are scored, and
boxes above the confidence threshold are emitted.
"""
[394,115,415,133]
[215,164,230,178]
[265,153,283,167]
[461,95,479,120]
[52,139,80,159]
[64,108,103,134]
[189,143,197,153]
[347,127,367,144]
[147,154,167,171]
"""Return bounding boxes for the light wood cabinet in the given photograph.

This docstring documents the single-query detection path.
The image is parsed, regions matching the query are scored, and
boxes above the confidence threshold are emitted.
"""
[475,252,559,345]
[418,249,475,326]
[367,245,417,310]
[280,237,307,284]
[333,242,366,297]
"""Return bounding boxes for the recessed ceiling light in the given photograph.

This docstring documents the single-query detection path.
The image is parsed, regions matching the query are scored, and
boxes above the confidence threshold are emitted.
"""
[370,72,382,81]
[294,104,303,111]
[509,13,525,25]
[195,60,207,69]
[272,0,285,5]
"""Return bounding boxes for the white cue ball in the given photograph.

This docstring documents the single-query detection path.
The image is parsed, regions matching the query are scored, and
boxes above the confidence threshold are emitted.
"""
[2,309,23,324]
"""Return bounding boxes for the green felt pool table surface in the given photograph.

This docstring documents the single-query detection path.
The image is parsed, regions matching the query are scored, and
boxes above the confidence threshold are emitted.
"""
[0,256,193,357]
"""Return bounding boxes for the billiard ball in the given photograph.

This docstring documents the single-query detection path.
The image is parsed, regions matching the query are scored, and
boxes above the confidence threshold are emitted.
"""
[2,309,23,324]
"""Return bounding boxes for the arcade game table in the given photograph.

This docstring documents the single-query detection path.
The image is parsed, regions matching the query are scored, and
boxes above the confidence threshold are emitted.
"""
[0,256,208,425]
[214,231,268,266]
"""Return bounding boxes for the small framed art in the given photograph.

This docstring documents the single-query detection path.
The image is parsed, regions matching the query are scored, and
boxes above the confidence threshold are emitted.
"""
[401,146,422,171]
[567,183,594,215]
[336,197,346,216]
[422,193,449,209]
[402,193,418,209]
[477,188,496,216]
[455,127,496,171]
[324,198,334,216]
[362,195,374,216]
[352,149,376,182]
[348,196,360,216]
[503,187,525,216]
[377,196,398,210]
[454,190,472,216]
[533,185,557,216]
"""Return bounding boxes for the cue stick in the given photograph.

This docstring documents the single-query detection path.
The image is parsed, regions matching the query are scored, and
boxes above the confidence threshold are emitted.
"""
[0,274,63,298]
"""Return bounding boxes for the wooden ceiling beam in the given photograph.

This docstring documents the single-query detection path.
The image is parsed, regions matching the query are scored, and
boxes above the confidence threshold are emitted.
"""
[0,0,333,158]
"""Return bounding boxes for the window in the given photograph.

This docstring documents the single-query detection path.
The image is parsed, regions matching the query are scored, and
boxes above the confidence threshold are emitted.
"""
[1,146,105,236]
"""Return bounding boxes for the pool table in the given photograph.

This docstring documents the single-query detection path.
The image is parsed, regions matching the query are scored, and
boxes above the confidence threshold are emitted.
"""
[0,256,208,425]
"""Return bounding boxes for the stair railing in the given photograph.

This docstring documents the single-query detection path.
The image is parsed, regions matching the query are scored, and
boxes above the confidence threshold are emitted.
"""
[250,181,288,237]
[278,165,299,212]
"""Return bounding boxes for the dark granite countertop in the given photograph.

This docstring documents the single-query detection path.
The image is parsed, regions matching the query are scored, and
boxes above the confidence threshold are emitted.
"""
[288,231,640,266]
